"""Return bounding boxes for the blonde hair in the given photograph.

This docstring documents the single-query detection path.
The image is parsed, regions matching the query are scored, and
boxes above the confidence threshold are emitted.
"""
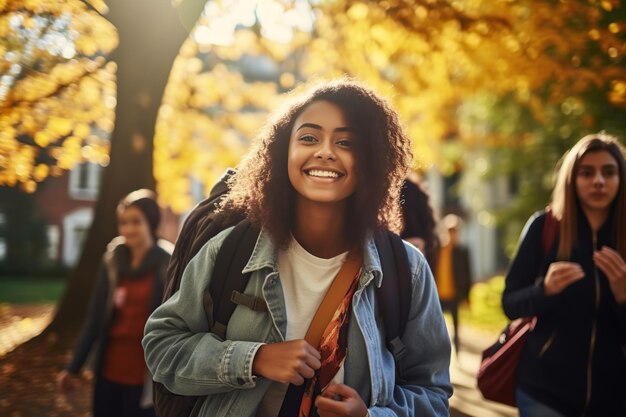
[551,132,626,259]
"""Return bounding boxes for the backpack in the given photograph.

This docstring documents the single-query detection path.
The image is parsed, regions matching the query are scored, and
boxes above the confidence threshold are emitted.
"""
[153,169,413,417]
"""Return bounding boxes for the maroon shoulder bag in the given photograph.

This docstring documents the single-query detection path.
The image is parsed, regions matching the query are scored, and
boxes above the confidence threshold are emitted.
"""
[476,210,558,406]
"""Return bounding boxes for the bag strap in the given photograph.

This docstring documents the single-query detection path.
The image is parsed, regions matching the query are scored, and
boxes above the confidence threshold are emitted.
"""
[375,230,412,379]
[542,207,558,257]
[277,248,363,417]
[208,220,261,339]
[304,248,363,348]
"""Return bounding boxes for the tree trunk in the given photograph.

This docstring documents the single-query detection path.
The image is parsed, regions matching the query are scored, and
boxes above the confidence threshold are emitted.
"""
[46,0,207,338]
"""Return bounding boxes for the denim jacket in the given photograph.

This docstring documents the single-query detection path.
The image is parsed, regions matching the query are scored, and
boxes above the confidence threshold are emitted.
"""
[143,227,452,417]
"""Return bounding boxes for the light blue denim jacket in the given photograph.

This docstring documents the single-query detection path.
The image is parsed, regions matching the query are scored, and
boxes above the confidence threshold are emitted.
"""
[143,227,452,417]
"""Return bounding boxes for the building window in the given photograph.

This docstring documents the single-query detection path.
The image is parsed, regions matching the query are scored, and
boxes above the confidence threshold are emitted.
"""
[0,238,6,262]
[69,162,102,201]
[62,208,93,266]
[0,211,5,262]
[47,225,60,262]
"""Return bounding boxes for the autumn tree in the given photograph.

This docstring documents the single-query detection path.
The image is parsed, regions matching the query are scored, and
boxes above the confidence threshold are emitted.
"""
[2,0,625,334]
[0,0,207,336]
[152,0,626,214]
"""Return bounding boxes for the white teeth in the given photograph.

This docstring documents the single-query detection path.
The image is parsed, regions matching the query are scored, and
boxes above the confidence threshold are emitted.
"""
[307,169,339,178]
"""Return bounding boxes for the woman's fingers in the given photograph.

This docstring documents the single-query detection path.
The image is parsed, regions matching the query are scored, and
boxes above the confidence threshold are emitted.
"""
[545,262,584,295]
[594,246,626,280]
[252,340,321,384]
[594,246,626,303]
[316,383,368,417]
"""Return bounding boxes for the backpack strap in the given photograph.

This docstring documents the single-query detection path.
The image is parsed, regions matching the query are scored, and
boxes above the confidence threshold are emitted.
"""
[208,220,263,339]
[374,230,412,380]
[542,207,559,257]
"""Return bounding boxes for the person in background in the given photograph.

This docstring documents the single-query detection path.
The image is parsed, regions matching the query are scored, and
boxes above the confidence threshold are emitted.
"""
[435,213,472,356]
[399,173,440,271]
[56,189,172,417]
[502,133,626,416]
[143,79,452,417]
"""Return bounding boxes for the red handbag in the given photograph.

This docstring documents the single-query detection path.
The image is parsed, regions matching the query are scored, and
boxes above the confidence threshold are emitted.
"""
[476,316,537,406]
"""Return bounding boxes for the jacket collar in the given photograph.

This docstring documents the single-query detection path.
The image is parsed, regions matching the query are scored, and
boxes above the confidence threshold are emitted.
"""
[363,235,384,288]
[241,228,278,274]
[241,228,385,288]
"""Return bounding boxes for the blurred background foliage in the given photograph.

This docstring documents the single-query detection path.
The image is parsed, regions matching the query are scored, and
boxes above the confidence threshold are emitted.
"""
[1,0,626,250]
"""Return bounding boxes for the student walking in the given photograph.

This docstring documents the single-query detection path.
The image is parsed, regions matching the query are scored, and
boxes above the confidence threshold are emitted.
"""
[435,214,472,356]
[143,79,452,417]
[56,189,172,417]
[502,133,626,416]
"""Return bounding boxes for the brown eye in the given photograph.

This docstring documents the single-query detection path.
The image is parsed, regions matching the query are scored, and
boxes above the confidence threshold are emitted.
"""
[336,138,353,148]
[299,134,316,143]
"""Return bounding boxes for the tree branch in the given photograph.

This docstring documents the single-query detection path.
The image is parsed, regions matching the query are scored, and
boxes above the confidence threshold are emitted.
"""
[78,0,107,19]
[0,58,107,110]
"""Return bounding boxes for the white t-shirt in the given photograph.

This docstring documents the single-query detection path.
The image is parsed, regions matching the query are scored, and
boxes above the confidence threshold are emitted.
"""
[255,237,348,417]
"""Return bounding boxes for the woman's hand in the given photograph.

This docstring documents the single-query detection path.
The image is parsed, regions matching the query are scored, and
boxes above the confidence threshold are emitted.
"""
[251,340,321,385]
[315,383,368,417]
[56,370,78,394]
[594,246,626,304]
[543,261,585,296]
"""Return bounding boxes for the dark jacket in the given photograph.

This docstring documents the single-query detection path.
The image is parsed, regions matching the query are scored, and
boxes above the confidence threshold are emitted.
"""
[67,237,172,376]
[503,210,626,416]
[450,245,471,302]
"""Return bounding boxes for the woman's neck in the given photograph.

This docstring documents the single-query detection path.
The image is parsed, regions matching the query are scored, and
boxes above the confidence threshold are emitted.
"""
[292,200,351,258]
[582,207,609,232]
[129,240,154,268]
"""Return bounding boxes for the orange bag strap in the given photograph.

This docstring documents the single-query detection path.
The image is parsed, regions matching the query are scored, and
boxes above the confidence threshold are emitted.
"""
[303,249,363,348]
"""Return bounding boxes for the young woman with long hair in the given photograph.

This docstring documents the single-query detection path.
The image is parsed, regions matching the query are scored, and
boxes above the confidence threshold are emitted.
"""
[143,79,452,417]
[502,133,626,416]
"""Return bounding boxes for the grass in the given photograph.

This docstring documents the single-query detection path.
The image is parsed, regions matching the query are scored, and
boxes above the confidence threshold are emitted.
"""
[460,275,509,332]
[0,277,66,304]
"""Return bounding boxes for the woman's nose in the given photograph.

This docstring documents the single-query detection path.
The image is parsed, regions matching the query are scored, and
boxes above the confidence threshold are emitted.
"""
[593,172,605,185]
[314,142,337,160]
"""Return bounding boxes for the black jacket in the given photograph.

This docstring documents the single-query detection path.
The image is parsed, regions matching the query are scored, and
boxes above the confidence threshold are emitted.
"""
[503,210,626,416]
[450,245,471,302]
[67,238,172,376]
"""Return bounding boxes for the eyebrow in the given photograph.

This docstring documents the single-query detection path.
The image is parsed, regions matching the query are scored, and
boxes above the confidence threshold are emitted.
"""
[295,123,352,133]
[578,163,617,169]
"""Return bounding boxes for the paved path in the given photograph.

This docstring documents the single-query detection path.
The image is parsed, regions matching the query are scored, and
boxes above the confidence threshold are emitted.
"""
[448,323,518,417]
[0,304,518,416]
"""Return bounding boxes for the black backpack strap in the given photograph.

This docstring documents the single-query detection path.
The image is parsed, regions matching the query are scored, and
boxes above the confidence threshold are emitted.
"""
[208,220,263,339]
[374,230,412,380]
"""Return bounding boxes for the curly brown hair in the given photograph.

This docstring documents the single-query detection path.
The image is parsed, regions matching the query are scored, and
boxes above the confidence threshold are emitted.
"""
[218,78,413,249]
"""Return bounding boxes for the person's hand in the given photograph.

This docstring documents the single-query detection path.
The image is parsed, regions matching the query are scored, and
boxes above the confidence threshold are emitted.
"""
[56,370,79,394]
[594,246,626,304]
[543,261,585,296]
[252,340,321,385]
[315,383,368,417]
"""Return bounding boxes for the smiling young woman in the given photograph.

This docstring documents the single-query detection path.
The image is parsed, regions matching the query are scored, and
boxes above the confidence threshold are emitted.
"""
[143,79,452,417]
[502,133,626,417]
